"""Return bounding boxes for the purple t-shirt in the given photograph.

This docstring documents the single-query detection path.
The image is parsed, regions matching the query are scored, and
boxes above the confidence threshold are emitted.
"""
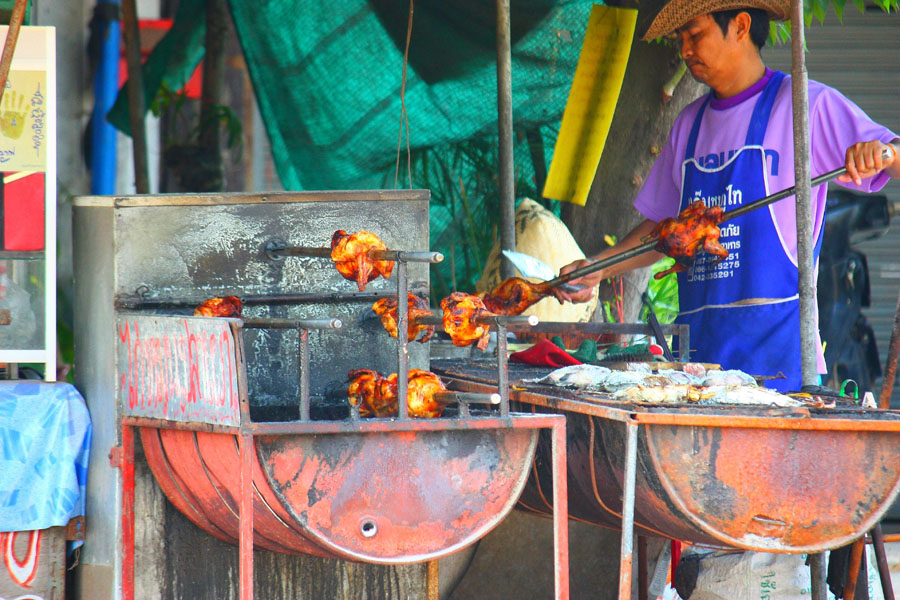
[634,69,897,373]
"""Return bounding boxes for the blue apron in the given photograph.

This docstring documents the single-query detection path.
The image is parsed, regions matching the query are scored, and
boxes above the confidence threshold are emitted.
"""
[674,71,821,392]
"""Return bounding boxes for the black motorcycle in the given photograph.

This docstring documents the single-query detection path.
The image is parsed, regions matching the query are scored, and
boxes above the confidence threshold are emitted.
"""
[816,188,891,394]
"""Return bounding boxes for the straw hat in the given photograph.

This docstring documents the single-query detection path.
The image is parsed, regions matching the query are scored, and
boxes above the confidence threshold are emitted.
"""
[642,0,790,41]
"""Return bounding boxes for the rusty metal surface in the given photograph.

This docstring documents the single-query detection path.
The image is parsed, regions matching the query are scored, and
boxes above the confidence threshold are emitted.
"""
[256,426,538,564]
[139,418,541,563]
[436,359,900,553]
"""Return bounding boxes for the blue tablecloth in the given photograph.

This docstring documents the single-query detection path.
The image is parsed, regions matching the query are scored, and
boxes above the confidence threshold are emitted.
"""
[0,381,91,533]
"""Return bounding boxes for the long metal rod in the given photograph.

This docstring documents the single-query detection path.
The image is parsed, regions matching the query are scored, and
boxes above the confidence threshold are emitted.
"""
[543,165,850,290]
[618,419,639,600]
[242,317,341,330]
[266,242,443,264]
[416,314,539,328]
[434,391,501,405]
[121,0,150,193]
[879,288,900,409]
[117,290,423,309]
[496,0,516,280]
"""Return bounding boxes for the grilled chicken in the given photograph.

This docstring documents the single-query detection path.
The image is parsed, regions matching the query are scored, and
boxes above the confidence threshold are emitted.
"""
[347,368,380,418]
[647,200,728,279]
[346,369,448,418]
[406,369,448,418]
[480,277,551,316]
[330,230,394,291]
[193,295,243,318]
[440,292,494,350]
[372,293,435,343]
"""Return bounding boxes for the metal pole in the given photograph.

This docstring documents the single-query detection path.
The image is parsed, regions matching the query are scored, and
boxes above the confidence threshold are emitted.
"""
[551,419,570,599]
[496,0,516,279]
[618,419,639,600]
[397,260,409,419]
[121,0,150,193]
[239,432,254,600]
[790,0,817,389]
[791,2,826,593]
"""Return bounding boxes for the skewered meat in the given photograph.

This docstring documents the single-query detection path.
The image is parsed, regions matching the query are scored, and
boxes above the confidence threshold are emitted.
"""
[346,369,448,418]
[347,368,380,418]
[480,277,551,316]
[646,200,728,279]
[440,292,494,350]
[193,295,243,318]
[330,230,394,291]
[407,369,448,418]
[372,293,435,343]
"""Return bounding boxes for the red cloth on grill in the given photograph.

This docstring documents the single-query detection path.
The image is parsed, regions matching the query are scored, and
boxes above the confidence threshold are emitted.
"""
[510,339,582,368]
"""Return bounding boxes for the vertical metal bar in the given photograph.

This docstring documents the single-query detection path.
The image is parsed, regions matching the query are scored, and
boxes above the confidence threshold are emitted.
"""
[427,560,440,600]
[496,323,510,416]
[496,0,516,279]
[618,420,639,600]
[397,260,409,419]
[809,553,827,600]
[551,419,570,600]
[299,328,310,420]
[843,537,865,600]
[121,425,135,600]
[238,432,254,600]
[790,0,816,388]
[872,524,895,600]
[638,536,648,600]
[792,2,825,594]
[879,289,900,409]
[120,0,150,193]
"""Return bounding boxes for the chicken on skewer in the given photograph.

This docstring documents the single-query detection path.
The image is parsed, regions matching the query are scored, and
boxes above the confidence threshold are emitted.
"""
[480,277,554,316]
[330,230,395,291]
[346,369,449,418]
[440,292,495,350]
[372,293,435,343]
[644,200,729,279]
[193,295,243,318]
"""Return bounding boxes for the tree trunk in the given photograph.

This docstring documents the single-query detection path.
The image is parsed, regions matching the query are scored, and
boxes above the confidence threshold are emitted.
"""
[562,0,704,323]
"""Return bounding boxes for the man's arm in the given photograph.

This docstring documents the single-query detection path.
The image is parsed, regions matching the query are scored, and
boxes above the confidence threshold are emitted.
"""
[553,219,663,303]
[837,138,900,185]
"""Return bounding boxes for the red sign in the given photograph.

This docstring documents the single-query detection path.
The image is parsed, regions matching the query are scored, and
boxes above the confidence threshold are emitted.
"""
[116,316,241,426]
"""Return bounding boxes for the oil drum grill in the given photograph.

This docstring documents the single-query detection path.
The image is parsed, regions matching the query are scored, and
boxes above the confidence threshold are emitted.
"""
[115,231,570,600]
[432,323,900,600]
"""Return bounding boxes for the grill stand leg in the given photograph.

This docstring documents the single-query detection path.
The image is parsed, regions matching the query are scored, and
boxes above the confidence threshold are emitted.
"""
[551,417,570,599]
[618,419,638,600]
[239,432,254,600]
[121,424,135,600]
[810,553,827,600]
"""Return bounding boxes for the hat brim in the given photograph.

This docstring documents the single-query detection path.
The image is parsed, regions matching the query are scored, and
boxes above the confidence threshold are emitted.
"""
[642,0,790,41]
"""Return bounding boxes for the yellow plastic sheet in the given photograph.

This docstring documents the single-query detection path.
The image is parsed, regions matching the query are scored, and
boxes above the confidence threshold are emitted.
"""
[543,5,637,206]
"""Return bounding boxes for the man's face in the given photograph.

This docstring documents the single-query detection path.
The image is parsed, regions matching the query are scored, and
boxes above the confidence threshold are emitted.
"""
[675,14,741,89]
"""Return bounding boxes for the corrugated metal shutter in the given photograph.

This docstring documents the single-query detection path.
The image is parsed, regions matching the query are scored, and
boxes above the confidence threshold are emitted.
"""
[767,7,900,405]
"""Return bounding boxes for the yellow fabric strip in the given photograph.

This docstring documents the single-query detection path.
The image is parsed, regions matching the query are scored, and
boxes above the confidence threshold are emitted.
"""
[543,5,637,206]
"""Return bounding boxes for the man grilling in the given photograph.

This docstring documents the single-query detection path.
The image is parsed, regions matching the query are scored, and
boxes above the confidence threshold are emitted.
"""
[556,0,900,391]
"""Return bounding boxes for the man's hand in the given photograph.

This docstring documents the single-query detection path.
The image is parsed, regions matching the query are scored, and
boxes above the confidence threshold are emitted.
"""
[550,258,604,304]
[838,140,898,185]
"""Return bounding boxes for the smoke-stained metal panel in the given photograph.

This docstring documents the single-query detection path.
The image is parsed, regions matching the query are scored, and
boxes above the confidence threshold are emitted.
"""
[107,191,430,403]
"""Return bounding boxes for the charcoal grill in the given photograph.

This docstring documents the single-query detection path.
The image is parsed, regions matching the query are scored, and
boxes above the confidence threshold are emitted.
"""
[73,191,569,600]
[432,323,900,599]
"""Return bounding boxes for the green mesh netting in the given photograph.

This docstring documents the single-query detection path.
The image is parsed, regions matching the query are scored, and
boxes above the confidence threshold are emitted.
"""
[110,0,599,299]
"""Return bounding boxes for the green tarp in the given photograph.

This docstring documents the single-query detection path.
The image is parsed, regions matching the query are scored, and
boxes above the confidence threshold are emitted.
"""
[110,0,598,296]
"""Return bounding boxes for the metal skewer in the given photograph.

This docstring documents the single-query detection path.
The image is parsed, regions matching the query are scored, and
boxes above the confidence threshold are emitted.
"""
[415,314,539,328]
[264,240,443,264]
[542,162,873,290]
